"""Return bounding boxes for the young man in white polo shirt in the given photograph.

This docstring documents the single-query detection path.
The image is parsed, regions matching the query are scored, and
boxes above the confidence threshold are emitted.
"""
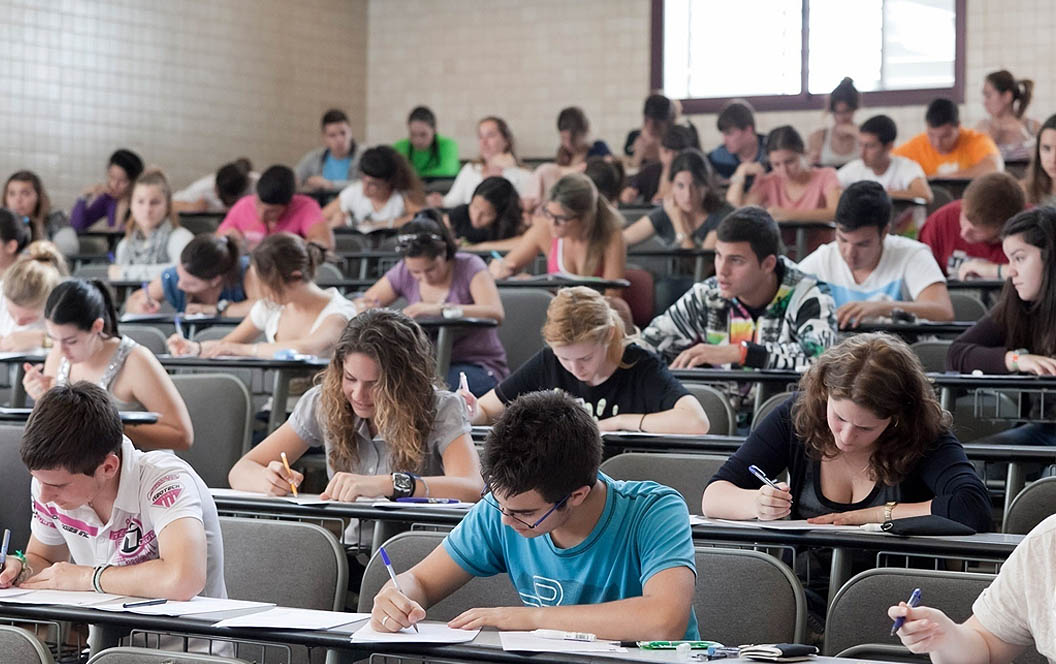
[798,181,953,329]
[0,382,225,603]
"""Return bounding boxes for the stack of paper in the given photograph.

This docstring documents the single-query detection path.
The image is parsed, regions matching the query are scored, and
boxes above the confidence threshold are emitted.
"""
[209,488,332,506]
[0,589,128,606]
[214,607,369,629]
[95,597,274,616]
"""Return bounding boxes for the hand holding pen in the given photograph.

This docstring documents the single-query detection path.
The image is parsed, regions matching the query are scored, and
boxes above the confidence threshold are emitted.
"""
[371,546,425,633]
[748,464,792,521]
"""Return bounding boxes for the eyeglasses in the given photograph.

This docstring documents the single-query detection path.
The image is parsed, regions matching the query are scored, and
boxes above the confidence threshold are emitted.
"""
[541,207,577,226]
[479,487,570,529]
[395,232,445,252]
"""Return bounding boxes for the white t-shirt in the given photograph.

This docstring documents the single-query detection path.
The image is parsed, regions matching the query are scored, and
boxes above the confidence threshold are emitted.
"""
[30,437,227,599]
[836,156,926,191]
[338,181,406,233]
[173,171,259,213]
[248,287,358,344]
[442,162,533,207]
[973,514,1056,661]
[797,234,945,310]
[0,297,44,340]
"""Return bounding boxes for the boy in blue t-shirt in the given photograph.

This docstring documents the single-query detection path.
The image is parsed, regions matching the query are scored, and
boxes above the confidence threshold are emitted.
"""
[369,390,699,640]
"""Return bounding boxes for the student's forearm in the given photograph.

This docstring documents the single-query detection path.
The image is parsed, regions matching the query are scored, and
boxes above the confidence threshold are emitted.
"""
[453,304,504,323]
[930,623,993,664]
[467,236,522,252]
[410,474,484,502]
[725,180,747,206]
[124,422,192,451]
[777,207,837,222]
[225,299,254,317]
[527,596,688,641]
[898,298,954,322]
[228,458,272,493]
[98,557,205,601]
[606,407,709,435]
[701,481,760,520]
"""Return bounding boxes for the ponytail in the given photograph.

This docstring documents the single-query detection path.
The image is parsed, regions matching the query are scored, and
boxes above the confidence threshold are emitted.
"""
[180,233,242,286]
[1015,79,1034,119]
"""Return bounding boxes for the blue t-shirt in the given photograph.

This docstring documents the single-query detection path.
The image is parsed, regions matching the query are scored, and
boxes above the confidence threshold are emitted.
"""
[443,474,699,639]
[322,152,353,183]
[707,133,768,179]
[160,255,250,312]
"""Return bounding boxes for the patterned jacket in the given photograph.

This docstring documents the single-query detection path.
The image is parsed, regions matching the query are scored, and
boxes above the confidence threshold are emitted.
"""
[639,256,838,370]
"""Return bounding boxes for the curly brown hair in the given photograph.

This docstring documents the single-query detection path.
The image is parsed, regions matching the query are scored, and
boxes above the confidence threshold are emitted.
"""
[319,310,442,473]
[791,333,951,486]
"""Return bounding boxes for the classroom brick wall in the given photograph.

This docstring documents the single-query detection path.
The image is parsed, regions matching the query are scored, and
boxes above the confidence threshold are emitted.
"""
[0,0,367,209]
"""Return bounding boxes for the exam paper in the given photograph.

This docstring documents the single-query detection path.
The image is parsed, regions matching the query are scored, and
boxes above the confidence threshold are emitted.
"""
[209,488,332,506]
[214,607,369,629]
[371,501,474,510]
[697,516,873,532]
[95,596,274,616]
[499,631,626,653]
[0,590,128,606]
[351,621,480,643]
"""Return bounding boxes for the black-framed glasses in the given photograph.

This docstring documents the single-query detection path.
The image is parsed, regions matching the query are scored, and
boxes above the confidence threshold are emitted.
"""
[480,487,570,529]
[541,207,577,226]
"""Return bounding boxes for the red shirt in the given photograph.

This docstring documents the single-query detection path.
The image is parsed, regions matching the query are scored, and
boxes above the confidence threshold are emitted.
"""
[918,200,1007,277]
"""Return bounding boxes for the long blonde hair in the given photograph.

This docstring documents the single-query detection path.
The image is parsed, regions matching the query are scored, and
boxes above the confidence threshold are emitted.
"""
[126,169,179,238]
[320,310,442,473]
[542,286,629,367]
[548,173,622,276]
[3,241,69,308]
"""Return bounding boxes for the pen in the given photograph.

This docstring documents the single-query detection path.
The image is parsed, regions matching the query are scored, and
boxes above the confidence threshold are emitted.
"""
[0,529,10,567]
[378,546,419,633]
[459,371,469,395]
[533,629,596,642]
[123,598,168,608]
[490,250,504,262]
[748,464,789,500]
[141,281,155,309]
[891,587,922,635]
[280,452,298,497]
[395,497,460,504]
[173,315,184,340]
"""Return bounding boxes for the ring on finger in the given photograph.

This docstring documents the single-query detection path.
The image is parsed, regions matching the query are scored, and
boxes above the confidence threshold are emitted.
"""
[382,615,390,628]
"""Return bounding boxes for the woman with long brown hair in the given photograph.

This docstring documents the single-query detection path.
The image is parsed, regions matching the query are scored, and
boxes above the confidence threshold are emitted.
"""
[702,333,990,531]
[228,309,483,504]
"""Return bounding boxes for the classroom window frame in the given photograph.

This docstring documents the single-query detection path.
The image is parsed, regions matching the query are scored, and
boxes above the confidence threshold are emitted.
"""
[649,0,967,113]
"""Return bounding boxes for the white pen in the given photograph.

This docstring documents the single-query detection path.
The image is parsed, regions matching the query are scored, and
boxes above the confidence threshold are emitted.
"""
[533,629,596,642]
[378,546,419,633]
[748,464,793,503]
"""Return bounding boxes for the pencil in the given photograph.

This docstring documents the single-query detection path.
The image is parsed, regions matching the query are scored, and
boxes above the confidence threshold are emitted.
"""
[280,452,298,497]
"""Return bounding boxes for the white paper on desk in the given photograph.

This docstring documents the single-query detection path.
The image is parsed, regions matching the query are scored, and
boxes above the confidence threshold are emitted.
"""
[499,631,626,653]
[95,596,274,616]
[371,501,475,510]
[214,607,369,629]
[712,518,870,532]
[0,352,30,361]
[352,622,480,643]
[209,488,332,506]
[0,588,31,599]
[0,590,128,606]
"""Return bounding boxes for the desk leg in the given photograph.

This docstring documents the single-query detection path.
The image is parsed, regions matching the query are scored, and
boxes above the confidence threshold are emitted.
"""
[268,369,291,433]
[940,387,952,412]
[795,228,807,261]
[12,363,27,407]
[1004,462,1025,525]
[435,328,453,379]
[371,520,407,553]
[694,255,704,282]
[828,546,853,608]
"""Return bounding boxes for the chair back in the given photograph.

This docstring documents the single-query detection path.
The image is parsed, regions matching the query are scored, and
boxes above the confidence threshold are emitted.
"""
[220,517,346,611]
[86,647,250,663]
[693,548,805,645]
[171,374,252,487]
[358,531,521,618]
[949,293,987,321]
[72,263,111,280]
[0,425,32,556]
[751,391,797,431]
[600,453,725,516]
[0,625,55,664]
[314,262,344,283]
[682,383,736,436]
[121,324,168,356]
[497,288,553,373]
[910,340,950,372]
[1005,480,1056,534]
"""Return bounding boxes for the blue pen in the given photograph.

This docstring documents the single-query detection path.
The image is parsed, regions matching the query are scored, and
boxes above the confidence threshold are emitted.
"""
[395,497,460,504]
[0,529,10,567]
[490,250,504,262]
[891,588,922,635]
[173,315,184,340]
[748,464,792,504]
[378,546,420,633]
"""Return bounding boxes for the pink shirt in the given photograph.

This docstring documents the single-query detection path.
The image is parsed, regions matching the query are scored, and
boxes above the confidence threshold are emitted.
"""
[217,194,324,249]
[750,167,840,211]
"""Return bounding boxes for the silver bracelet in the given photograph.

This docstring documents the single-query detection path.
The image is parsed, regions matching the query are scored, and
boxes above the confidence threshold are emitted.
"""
[92,564,111,593]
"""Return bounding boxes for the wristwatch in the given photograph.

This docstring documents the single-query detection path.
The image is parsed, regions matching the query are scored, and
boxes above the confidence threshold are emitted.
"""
[883,501,897,522]
[216,299,231,315]
[391,472,416,499]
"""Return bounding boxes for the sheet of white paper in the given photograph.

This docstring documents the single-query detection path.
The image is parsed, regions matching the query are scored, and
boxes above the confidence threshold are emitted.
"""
[214,607,369,629]
[209,488,332,506]
[0,588,31,599]
[0,351,31,360]
[352,622,480,643]
[711,518,870,532]
[95,596,274,616]
[0,590,128,606]
[499,631,626,653]
[371,501,474,510]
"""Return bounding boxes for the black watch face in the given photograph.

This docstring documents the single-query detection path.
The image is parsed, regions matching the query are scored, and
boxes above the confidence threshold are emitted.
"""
[394,473,413,494]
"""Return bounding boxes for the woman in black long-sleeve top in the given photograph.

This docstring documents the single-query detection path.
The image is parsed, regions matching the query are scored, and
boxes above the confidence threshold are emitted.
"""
[702,332,991,532]
[947,207,1056,447]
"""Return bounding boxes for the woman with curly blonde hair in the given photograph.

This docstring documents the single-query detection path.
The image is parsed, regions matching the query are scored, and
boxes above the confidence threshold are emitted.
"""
[702,333,990,532]
[228,309,483,505]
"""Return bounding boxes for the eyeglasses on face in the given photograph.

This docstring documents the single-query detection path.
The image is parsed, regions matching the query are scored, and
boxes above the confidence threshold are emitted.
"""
[541,207,577,226]
[480,486,570,529]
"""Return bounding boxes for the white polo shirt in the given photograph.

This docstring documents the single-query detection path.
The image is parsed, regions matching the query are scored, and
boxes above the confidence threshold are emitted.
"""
[30,437,227,599]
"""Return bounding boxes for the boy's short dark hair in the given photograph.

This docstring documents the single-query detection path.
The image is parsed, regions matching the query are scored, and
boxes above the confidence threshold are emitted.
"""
[482,391,601,504]
[859,115,898,146]
[321,109,349,128]
[925,98,959,128]
[215,161,250,208]
[21,382,124,475]
[715,206,781,262]
[257,165,296,205]
[835,181,893,233]
[963,172,1026,228]
[716,100,755,133]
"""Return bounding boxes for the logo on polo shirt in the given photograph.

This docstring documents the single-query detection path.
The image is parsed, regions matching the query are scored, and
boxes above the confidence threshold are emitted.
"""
[149,473,186,508]
[110,516,157,562]
[518,575,564,607]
